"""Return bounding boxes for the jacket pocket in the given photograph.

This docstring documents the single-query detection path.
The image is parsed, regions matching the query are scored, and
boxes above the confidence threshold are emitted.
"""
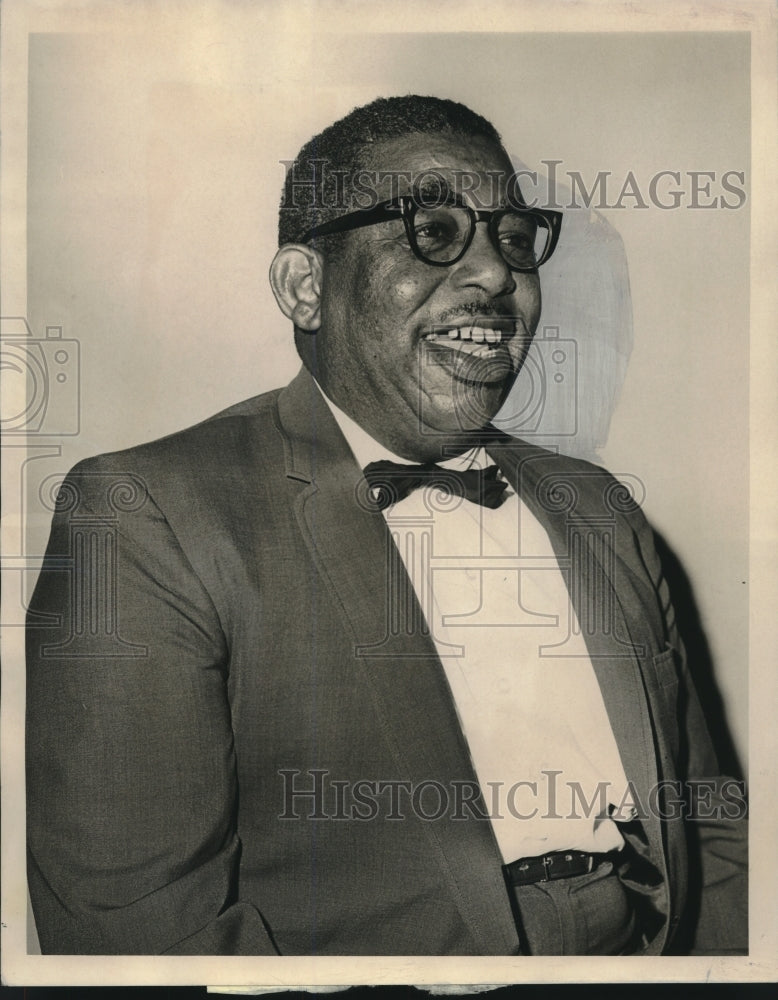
[649,645,681,768]
[652,644,680,691]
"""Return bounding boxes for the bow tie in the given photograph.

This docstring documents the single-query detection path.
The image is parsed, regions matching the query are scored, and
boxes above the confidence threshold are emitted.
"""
[362,459,509,512]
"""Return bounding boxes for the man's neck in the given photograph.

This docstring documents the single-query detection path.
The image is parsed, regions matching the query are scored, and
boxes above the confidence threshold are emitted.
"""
[313,380,496,469]
[315,393,497,467]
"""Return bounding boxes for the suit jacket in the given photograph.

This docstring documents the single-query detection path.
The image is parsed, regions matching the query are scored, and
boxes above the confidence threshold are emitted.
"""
[26,367,747,956]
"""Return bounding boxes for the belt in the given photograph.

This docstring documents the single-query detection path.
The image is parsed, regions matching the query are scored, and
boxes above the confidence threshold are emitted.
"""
[504,849,619,887]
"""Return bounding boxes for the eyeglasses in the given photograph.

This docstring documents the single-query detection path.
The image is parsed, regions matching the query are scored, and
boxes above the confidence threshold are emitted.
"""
[300,195,563,272]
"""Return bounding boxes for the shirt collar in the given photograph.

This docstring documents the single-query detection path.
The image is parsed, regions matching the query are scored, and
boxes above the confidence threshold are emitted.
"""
[313,380,489,473]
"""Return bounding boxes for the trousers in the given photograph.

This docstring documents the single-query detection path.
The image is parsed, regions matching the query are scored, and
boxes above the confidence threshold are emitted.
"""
[508,859,640,955]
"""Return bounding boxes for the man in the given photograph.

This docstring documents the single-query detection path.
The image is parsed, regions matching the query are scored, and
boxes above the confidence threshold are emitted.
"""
[26,96,747,956]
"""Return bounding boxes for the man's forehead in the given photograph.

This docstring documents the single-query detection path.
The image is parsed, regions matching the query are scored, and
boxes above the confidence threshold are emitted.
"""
[359,131,516,208]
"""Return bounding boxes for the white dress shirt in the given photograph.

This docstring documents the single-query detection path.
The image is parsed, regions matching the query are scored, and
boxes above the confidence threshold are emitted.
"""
[320,388,635,862]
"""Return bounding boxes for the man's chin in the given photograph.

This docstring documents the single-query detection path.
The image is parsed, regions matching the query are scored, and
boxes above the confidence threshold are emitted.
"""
[417,359,516,435]
[417,384,512,439]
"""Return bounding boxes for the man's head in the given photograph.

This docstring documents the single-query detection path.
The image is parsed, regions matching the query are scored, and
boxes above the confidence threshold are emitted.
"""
[270,96,559,461]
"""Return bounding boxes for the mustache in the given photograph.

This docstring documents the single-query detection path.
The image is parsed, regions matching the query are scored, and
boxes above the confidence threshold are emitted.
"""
[433,303,517,324]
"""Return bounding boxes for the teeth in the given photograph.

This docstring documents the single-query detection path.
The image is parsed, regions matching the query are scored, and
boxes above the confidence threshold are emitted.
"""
[424,325,512,346]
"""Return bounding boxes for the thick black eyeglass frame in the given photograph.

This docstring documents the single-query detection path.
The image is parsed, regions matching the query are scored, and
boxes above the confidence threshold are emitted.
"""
[299,196,563,272]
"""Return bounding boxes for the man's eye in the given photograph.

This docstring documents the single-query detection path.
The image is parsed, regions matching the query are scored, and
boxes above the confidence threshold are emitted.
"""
[415,223,446,238]
[500,232,534,251]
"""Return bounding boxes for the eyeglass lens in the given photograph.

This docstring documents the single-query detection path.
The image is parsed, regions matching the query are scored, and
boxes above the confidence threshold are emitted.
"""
[411,205,548,269]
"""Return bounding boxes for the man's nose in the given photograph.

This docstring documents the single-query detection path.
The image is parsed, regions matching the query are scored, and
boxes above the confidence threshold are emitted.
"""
[453,221,517,298]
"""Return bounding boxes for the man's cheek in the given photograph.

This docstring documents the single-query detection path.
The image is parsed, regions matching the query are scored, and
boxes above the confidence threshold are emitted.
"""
[521,279,542,331]
[391,270,437,308]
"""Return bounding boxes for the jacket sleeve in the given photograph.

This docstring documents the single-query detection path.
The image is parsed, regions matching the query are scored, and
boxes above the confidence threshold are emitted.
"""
[634,510,748,955]
[26,459,279,955]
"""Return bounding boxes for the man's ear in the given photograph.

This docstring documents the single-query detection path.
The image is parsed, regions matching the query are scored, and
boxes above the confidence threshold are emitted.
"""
[269,245,323,331]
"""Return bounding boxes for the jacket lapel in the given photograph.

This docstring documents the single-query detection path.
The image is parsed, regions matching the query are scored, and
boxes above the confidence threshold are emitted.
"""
[488,435,672,948]
[276,369,520,955]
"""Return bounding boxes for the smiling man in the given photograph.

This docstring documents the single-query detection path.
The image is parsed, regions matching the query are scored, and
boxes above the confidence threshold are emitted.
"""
[26,96,746,957]
[271,126,546,461]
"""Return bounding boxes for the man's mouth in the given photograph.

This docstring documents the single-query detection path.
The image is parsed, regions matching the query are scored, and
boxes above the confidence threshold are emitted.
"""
[420,320,520,360]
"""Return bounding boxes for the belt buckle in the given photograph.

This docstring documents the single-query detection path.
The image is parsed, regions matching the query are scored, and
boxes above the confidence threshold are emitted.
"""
[543,851,593,881]
[506,850,601,886]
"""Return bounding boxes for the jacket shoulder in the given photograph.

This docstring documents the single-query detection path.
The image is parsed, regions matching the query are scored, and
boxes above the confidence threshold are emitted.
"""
[494,434,636,494]
[498,435,614,477]
[493,434,653,538]
[60,388,286,518]
[71,388,282,477]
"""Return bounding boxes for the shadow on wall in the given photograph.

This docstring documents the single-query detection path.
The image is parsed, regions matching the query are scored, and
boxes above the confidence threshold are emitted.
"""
[654,526,747,956]
[653,528,744,782]
[495,165,633,463]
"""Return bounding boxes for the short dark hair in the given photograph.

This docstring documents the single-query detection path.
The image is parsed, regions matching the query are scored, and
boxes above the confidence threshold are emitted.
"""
[278,95,505,247]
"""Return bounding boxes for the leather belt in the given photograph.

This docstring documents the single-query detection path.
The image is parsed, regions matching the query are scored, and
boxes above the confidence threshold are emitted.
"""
[504,849,619,887]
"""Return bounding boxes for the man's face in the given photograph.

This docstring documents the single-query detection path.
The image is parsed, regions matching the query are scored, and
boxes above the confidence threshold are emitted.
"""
[314,132,542,460]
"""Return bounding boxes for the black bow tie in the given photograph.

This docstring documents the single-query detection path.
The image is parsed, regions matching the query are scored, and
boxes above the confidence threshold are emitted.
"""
[362,459,509,512]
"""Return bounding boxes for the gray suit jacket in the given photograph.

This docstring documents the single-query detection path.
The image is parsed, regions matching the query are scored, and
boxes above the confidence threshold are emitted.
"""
[26,367,747,955]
